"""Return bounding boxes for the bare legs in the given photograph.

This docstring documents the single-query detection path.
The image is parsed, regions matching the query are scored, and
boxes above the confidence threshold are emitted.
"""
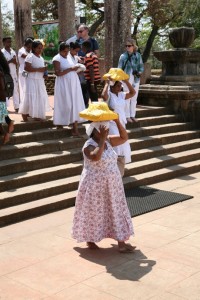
[72,121,82,137]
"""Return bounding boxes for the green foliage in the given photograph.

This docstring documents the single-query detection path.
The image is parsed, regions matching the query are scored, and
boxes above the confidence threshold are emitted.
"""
[1,3,14,36]
[32,0,58,21]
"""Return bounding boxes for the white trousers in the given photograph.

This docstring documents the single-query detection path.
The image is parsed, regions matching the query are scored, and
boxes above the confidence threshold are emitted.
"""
[10,74,20,109]
[123,80,140,118]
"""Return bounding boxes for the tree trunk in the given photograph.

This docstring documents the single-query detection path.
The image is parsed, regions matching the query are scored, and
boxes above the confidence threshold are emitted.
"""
[0,0,3,49]
[142,25,159,63]
[58,0,75,41]
[105,0,131,71]
[13,0,32,50]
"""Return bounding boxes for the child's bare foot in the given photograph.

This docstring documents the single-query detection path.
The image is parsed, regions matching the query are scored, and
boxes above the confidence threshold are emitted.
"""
[8,120,14,133]
[86,242,99,249]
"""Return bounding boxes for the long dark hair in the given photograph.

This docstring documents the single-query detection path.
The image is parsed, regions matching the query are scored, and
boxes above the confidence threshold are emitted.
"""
[32,40,43,54]
[0,51,10,74]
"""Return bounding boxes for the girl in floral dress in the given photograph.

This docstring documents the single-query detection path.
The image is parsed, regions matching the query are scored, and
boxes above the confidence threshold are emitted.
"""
[72,118,135,252]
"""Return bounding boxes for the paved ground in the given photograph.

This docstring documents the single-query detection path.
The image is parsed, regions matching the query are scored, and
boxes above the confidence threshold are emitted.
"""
[1,98,200,299]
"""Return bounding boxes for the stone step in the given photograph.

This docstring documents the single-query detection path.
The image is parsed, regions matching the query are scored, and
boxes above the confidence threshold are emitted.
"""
[7,119,54,133]
[0,136,87,161]
[131,138,200,161]
[128,122,194,138]
[0,191,77,227]
[130,114,182,127]
[1,147,200,208]
[136,105,172,117]
[1,129,199,178]
[7,126,86,145]
[1,121,193,161]
[1,160,200,227]
[126,148,200,176]
[0,176,80,209]
[0,149,83,177]
[8,115,181,146]
[130,130,200,150]
[0,161,83,192]
[123,160,200,189]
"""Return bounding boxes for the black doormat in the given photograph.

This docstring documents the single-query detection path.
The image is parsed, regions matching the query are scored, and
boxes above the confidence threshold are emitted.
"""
[125,186,193,217]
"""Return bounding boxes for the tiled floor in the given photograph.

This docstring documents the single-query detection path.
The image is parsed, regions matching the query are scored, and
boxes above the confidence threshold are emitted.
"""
[0,172,200,299]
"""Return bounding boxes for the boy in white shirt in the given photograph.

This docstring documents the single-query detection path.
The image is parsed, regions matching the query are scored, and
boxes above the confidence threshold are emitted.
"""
[2,37,20,112]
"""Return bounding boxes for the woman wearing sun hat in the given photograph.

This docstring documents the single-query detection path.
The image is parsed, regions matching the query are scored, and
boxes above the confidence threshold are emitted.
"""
[72,102,135,253]
[118,39,144,123]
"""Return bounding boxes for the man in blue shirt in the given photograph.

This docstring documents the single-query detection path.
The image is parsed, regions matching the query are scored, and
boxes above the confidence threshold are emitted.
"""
[76,24,99,57]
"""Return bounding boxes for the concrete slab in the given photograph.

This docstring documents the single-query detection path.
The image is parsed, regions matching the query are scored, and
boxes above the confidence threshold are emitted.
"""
[0,172,200,299]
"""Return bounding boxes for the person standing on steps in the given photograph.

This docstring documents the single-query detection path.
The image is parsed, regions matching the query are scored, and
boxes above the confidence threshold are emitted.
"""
[0,51,14,144]
[81,41,101,104]
[52,42,85,136]
[19,40,51,122]
[101,78,135,176]
[18,38,33,104]
[1,36,20,112]
[118,39,144,123]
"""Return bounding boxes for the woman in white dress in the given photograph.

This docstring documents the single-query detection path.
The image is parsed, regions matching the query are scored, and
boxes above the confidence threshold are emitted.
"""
[101,79,135,176]
[53,42,85,136]
[18,38,33,104]
[19,40,50,121]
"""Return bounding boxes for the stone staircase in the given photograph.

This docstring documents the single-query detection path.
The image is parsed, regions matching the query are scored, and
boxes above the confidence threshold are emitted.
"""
[1,105,200,227]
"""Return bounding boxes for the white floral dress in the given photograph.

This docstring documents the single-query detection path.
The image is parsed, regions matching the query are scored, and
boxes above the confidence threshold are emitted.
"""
[72,138,134,243]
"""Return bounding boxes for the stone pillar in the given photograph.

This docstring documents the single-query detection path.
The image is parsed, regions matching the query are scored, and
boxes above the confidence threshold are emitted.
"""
[13,0,32,50]
[104,0,131,71]
[58,0,75,41]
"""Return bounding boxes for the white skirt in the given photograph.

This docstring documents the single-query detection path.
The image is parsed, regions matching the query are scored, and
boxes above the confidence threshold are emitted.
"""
[53,72,85,126]
[109,120,131,163]
[19,77,50,119]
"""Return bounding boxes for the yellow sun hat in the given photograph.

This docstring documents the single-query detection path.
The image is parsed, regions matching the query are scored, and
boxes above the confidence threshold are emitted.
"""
[102,68,129,81]
[79,102,118,122]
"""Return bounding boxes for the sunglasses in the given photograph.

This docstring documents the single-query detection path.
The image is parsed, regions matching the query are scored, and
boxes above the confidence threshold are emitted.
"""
[78,30,84,33]
[125,45,133,47]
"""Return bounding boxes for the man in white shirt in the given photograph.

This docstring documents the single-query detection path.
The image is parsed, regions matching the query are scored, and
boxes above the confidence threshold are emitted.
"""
[2,37,20,112]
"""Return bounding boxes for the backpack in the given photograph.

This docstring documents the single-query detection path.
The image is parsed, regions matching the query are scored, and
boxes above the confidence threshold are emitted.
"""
[4,73,14,98]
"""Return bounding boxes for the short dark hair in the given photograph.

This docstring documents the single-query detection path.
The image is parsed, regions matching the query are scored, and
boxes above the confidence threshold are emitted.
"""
[59,42,69,52]
[24,38,33,46]
[82,41,92,51]
[2,37,12,43]
[69,42,80,50]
